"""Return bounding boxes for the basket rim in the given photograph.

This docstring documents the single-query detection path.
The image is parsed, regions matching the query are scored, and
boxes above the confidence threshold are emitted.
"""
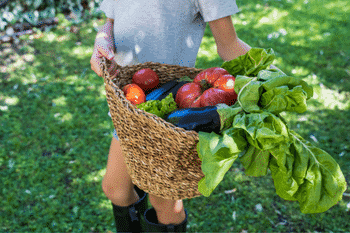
[100,57,202,139]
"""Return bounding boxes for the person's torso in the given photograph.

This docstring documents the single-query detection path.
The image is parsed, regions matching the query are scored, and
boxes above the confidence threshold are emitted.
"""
[110,0,206,67]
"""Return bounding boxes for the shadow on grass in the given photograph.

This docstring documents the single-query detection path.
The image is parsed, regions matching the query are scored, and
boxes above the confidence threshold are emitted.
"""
[1,19,117,231]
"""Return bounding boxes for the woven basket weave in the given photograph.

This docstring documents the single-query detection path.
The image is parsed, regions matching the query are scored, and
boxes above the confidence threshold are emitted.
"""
[100,57,207,200]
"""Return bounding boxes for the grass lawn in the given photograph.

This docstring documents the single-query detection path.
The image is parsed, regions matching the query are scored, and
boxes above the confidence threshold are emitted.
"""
[1,0,350,232]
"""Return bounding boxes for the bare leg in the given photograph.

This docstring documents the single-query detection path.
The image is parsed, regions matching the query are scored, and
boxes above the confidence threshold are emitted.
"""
[148,194,186,225]
[102,137,140,207]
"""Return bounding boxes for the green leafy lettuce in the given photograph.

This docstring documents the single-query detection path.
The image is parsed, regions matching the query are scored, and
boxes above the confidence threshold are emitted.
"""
[233,69,314,114]
[239,144,270,177]
[195,47,347,214]
[221,47,275,77]
[178,76,194,82]
[197,106,347,213]
[269,130,347,213]
[136,93,177,119]
[197,128,247,197]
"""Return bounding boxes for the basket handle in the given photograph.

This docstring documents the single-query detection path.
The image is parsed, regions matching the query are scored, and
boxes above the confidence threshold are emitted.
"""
[99,57,122,82]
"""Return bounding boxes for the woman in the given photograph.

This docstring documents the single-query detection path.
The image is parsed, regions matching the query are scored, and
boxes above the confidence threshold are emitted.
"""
[90,0,259,232]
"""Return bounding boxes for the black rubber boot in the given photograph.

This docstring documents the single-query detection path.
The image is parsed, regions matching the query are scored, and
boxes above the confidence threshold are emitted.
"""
[143,207,188,232]
[112,185,148,232]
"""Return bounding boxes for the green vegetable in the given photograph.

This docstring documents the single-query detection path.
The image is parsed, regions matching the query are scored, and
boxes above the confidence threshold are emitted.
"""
[194,47,347,214]
[197,107,347,213]
[197,127,247,197]
[269,130,347,214]
[221,47,275,77]
[178,76,194,82]
[233,69,313,114]
[232,111,291,151]
[197,109,290,198]
[216,102,243,132]
[239,145,270,177]
[136,92,177,119]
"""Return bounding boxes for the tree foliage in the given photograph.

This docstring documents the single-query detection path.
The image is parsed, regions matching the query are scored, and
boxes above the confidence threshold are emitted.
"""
[0,0,104,30]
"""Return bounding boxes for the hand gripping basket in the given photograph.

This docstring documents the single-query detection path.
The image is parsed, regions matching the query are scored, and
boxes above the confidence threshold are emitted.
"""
[100,57,206,200]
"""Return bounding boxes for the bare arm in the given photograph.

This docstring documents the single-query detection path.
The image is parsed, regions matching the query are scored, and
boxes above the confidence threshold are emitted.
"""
[208,16,251,61]
[209,16,283,72]
[96,18,115,47]
[90,17,118,77]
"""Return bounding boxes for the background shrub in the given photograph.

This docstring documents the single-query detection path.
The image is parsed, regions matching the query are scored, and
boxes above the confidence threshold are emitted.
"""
[0,0,104,31]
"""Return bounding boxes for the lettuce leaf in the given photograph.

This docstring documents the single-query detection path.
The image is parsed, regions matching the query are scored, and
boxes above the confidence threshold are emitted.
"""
[239,144,270,177]
[258,69,313,114]
[232,111,291,151]
[221,48,313,115]
[221,47,275,77]
[197,128,247,197]
[235,76,263,113]
[260,85,309,114]
[259,69,313,100]
[136,93,177,119]
[216,103,243,132]
[234,69,314,115]
[269,130,347,214]
[178,76,194,82]
[197,105,347,213]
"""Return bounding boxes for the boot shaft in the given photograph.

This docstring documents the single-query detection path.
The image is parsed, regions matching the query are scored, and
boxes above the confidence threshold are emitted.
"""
[112,185,148,232]
[143,207,188,232]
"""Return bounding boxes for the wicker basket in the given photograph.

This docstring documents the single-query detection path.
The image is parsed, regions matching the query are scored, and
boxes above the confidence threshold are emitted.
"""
[100,57,207,200]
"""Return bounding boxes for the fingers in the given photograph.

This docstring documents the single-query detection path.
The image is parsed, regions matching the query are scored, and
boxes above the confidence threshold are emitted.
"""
[90,52,104,77]
[90,39,117,77]
[90,53,119,78]
[96,39,115,60]
[90,58,102,77]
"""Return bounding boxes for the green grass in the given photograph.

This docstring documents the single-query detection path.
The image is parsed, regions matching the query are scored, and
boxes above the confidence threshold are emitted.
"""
[1,0,350,232]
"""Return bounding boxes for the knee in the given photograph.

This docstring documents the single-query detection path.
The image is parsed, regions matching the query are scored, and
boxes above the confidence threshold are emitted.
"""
[102,177,113,198]
[101,177,122,200]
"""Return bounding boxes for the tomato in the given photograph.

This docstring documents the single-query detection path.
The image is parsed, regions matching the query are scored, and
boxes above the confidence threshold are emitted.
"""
[193,67,229,85]
[213,74,236,95]
[175,67,237,108]
[175,83,202,108]
[199,88,231,107]
[213,74,238,106]
[122,84,146,105]
[132,68,160,94]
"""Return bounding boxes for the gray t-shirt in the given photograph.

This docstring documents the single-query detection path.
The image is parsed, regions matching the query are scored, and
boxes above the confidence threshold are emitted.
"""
[99,0,240,68]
